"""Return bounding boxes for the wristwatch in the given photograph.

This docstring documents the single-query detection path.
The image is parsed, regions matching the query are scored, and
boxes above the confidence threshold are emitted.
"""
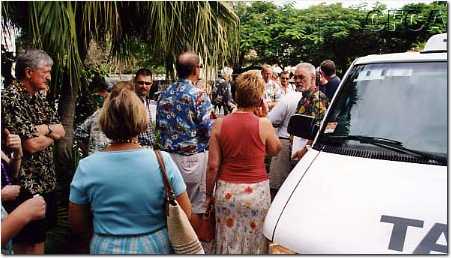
[47,124,53,136]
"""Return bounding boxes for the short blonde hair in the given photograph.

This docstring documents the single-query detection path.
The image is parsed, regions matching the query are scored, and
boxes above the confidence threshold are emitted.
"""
[99,81,148,141]
[235,71,265,108]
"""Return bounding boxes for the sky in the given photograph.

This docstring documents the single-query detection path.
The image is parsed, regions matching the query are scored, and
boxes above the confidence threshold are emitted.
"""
[272,0,438,9]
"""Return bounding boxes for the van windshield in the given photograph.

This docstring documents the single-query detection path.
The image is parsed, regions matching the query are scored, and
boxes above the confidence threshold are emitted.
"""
[316,62,447,160]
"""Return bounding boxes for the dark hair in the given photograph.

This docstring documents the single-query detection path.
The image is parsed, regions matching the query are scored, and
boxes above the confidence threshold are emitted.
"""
[176,52,199,79]
[280,71,290,77]
[135,68,152,80]
[91,74,109,92]
[320,60,336,77]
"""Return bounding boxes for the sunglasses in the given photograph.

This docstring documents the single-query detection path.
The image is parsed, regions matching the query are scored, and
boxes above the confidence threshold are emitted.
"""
[281,77,289,80]
[136,81,152,86]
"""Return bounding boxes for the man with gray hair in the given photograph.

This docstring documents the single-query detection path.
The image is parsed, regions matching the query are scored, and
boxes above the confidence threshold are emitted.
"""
[1,49,65,254]
[291,62,329,160]
[267,62,328,198]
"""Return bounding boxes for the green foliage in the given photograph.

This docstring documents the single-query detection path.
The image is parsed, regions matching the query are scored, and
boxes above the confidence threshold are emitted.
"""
[236,1,448,74]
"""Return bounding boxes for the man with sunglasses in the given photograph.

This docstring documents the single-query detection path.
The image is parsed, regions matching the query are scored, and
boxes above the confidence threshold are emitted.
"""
[279,71,295,97]
[134,68,156,148]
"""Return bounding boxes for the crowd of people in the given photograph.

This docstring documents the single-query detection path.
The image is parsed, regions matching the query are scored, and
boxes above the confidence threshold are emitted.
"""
[1,48,340,254]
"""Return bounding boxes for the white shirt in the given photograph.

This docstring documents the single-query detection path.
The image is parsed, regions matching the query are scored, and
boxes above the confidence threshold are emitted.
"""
[279,83,296,97]
[264,80,282,103]
[267,91,303,138]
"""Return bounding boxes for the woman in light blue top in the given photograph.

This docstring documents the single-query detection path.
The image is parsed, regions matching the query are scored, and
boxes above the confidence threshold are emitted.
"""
[69,81,192,254]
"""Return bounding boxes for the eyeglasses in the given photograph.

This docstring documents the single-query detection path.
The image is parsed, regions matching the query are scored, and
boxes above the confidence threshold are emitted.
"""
[281,77,289,80]
[136,81,152,86]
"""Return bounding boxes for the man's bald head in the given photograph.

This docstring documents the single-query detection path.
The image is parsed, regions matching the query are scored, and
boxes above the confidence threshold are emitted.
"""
[176,51,200,79]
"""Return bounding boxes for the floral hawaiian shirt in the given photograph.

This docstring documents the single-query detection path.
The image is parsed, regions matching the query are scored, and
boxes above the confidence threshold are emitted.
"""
[157,79,213,155]
[1,81,60,194]
[264,80,283,103]
[74,109,111,155]
[296,89,329,125]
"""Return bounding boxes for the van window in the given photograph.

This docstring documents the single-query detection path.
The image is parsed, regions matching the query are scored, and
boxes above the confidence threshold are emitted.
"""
[316,62,447,163]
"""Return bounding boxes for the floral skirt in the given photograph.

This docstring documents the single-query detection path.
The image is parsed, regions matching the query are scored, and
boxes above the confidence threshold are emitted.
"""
[90,227,173,254]
[214,179,270,254]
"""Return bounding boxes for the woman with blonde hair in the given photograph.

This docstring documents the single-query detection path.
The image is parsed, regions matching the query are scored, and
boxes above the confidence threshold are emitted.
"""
[206,71,281,254]
[69,81,192,254]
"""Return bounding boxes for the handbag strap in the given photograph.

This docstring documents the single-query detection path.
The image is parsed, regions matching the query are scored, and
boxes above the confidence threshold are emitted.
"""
[154,150,176,205]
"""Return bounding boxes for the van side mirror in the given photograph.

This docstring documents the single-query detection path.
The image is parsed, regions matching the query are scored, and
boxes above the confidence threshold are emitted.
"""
[287,114,319,140]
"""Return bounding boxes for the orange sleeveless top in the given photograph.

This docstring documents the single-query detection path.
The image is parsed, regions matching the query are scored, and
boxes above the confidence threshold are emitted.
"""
[217,112,267,183]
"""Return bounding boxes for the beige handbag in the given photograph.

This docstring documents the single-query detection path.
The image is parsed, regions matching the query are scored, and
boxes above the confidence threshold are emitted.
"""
[154,150,204,254]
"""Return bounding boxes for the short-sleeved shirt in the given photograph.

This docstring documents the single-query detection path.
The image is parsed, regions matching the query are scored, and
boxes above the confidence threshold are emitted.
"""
[74,110,111,155]
[296,89,329,125]
[279,84,296,97]
[264,80,282,103]
[137,97,156,147]
[268,92,303,138]
[1,81,60,194]
[157,79,213,155]
[69,149,186,235]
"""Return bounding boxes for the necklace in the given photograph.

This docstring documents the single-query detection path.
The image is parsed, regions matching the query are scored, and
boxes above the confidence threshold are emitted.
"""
[111,138,139,144]
[106,138,141,151]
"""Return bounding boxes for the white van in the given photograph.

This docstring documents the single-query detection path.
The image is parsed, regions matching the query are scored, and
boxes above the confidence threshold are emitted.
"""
[263,34,448,254]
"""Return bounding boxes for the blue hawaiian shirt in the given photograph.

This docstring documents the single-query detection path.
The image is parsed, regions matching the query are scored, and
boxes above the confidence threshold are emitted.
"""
[157,79,213,155]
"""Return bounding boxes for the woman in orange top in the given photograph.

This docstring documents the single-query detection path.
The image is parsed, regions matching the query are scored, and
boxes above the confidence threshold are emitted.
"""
[206,71,281,254]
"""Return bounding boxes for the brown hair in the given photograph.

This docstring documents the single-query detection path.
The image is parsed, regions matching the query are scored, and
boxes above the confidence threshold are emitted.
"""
[320,60,336,77]
[235,71,265,108]
[99,81,148,141]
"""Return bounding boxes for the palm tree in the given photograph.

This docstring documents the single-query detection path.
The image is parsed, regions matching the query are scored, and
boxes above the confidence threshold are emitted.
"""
[2,1,239,253]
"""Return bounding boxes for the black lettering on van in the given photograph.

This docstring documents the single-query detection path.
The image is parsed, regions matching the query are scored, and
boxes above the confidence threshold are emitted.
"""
[380,215,423,251]
[413,223,448,254]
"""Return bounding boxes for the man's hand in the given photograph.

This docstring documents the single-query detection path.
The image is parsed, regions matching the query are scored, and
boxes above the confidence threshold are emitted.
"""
[291,146,308,160]
[15,195,46,222]
[1,185,21,201]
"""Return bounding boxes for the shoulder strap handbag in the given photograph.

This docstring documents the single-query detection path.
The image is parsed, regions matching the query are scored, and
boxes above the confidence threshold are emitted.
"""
[154,150,204,254]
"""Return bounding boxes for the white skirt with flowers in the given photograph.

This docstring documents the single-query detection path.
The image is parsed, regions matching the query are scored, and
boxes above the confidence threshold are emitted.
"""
[214,179,270,254]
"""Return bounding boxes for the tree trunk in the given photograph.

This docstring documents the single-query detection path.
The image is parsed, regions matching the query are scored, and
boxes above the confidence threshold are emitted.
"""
[46,72,80,254]
[54,73,78,203]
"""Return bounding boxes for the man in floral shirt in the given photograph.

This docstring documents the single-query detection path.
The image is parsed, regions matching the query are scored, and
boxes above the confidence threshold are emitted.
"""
[157,51,213,226]
[291,62,329,160]
[1,49,65,254]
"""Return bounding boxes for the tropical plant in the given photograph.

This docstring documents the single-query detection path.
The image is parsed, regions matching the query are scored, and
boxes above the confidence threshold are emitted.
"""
[235,1,447,74]
[2,1,239,253]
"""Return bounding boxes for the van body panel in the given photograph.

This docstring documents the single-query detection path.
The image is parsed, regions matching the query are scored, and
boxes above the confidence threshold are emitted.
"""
[263,34,447,254]
[263,147,319,241]
[269,151,446,254]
